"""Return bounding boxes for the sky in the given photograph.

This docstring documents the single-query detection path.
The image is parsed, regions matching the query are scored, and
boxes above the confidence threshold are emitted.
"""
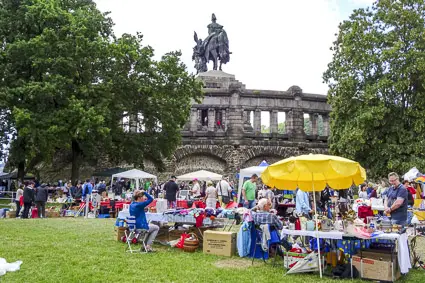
[94,0,374,95]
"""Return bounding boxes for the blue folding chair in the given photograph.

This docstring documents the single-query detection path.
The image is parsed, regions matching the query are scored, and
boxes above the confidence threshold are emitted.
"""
[125,216,149,253]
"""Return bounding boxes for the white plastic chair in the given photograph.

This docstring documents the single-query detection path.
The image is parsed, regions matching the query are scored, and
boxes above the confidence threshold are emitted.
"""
[125,216,148,253]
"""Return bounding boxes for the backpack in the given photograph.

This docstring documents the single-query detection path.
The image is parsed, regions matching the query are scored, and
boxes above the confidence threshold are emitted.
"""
[321,188,330,203]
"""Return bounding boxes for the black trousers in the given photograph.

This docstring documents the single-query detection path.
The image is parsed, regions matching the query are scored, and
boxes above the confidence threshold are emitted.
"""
[36,201,46,218]
[23,202,32,219]
[15,201,21,217]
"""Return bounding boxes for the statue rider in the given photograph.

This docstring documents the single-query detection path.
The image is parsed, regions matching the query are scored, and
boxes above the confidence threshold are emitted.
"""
[203,14,223,49]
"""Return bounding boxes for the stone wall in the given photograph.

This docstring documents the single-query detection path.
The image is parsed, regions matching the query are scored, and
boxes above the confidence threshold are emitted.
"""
[108,70,331,184]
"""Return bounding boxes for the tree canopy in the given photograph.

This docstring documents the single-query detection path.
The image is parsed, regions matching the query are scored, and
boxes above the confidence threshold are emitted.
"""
[324,0,425,178]
[0,0,203,182]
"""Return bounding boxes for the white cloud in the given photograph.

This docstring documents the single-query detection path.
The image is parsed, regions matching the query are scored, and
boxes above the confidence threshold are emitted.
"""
[94,0,371,95]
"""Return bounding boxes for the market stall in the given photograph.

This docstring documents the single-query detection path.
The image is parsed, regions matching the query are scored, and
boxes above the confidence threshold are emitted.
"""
[261,153,366,278]
[110,169,157,191]
[237,160,269,203]
[176,170,222,181]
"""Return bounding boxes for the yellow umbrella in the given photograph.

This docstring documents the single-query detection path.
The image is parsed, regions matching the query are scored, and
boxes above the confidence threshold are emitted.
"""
[261,154,366,191]
[261,153,366,278]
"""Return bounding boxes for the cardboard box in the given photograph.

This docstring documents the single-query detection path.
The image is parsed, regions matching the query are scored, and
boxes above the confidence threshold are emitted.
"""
[352,250,400,282]
[203,230,236,257]
[47,211,60,218]
[6,211,16,218]
[114,226,127,241]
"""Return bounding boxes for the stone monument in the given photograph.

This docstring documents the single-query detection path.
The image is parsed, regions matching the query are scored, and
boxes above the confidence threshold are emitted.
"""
[192,13,231,74]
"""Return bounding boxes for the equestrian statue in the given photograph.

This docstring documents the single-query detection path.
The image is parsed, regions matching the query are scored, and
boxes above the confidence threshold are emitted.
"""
[192,13,231,74]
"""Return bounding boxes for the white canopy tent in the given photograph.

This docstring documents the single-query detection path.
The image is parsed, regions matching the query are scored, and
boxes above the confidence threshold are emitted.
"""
[177,170,222,181]
[237,161,269,203]
[110,169,157,191]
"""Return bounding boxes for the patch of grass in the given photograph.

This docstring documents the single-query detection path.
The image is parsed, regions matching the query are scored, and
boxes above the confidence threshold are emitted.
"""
[0,218,423,282]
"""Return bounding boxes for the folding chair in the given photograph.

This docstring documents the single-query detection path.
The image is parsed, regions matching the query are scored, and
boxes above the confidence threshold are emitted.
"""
[125,216,149,253]
[252,225,268,265]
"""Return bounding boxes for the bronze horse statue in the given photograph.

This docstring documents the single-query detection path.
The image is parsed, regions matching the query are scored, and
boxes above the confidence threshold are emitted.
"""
[192,14,231,74]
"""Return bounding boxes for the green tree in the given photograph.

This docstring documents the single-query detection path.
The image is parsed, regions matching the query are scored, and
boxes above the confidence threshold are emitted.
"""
[323,0,425,177]
[261,125,269,133]
[304,118,311,135]
[278,122,285,134]
[0,0,203,182]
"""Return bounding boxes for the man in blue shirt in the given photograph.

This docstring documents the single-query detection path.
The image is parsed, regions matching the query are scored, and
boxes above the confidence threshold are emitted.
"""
[295,188,312,218]
[130,190,159,252]
[82,179,93,199]
[385,172,408,226]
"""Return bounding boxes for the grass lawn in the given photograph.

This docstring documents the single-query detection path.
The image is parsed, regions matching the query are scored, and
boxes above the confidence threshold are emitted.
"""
[0,218,424,283]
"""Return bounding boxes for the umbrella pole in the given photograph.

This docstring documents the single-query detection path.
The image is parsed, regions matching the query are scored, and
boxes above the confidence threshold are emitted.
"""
[312,175,323,278]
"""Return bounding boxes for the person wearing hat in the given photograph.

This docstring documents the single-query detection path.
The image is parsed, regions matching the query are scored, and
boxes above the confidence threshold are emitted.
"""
[204,181,218,208]
[35,183,48,218]
[191,178,201,198]
[164,176,179,209]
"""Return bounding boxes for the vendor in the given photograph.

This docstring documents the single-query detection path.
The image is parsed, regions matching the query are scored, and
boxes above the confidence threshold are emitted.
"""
[130,190,159,252]
[191,178,201,198]
[295,188,312,219]
[385,172,408,226]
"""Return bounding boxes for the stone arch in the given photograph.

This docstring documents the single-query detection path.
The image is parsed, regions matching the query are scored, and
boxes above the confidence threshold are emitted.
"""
[173,145,231,162]
[240,146,328,167]
[172,145,232,176]
[174,153,227,176]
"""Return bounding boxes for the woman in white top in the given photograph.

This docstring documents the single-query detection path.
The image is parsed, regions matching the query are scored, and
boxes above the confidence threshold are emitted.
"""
[204,181,218,208]
[15,185,24,217]
[358,184,368,199]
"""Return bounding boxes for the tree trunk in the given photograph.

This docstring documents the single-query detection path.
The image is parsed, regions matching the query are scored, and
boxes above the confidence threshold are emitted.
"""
[17,161,25,183]
[71,139,82,184]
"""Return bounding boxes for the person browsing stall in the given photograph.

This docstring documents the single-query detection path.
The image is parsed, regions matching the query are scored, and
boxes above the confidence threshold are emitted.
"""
[295,188,312,218]
[385,172,408,226]
[242,174,258,209]
[130,190,159,252]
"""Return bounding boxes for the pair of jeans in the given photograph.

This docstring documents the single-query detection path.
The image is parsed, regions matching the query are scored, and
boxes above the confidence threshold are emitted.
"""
[22,202,32,219]
[15,201,21,217]
[36,201,46,218]
[244,200,256,209]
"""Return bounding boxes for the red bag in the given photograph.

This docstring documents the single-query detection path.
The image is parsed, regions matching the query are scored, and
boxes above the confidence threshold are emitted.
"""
[357,205,373,223]
[175,233,190,249]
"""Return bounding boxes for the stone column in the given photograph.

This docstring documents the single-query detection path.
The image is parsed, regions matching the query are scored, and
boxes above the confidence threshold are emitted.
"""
[243,110,248,123]
[197,109,202,130]
[270,110,278,134]
[286,109,305,141]
[222,109,227,131]
[323,113,330,136]
[311,113,318,136]
[189,108,197,132]
[253,109,261,134]
[207,108,215,131]
[227,92,244,141]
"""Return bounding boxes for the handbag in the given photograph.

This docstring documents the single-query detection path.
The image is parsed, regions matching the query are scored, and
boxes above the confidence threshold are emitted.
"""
[219,181,231,204]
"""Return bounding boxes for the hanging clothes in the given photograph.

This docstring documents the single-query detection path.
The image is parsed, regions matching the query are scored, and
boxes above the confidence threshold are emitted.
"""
[237,221,252,257]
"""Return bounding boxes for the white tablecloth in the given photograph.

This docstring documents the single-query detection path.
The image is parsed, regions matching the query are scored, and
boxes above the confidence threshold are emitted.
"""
[117,211,212,225]
[280,229,344,239]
